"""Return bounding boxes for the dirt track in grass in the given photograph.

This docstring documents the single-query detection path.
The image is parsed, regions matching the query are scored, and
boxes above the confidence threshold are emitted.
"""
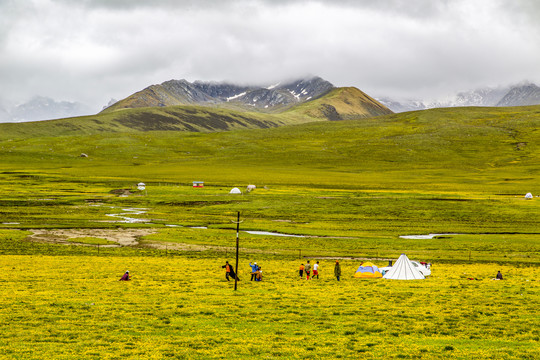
[25,228,264,253]
[27,228,157,247]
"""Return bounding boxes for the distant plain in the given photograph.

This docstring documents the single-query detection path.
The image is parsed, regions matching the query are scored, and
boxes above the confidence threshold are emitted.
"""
[0,104,539,358]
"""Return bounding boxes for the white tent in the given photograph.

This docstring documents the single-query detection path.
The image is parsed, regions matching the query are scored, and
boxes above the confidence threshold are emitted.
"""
[525,193,533,199]
[229,187,242,194]
[383,254,425,280]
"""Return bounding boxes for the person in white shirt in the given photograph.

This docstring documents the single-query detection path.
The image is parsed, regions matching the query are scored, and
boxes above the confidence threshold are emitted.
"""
[313,261,320,279]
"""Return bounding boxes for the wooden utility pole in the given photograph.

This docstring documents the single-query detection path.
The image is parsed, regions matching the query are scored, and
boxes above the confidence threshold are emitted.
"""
[234,212,240,291]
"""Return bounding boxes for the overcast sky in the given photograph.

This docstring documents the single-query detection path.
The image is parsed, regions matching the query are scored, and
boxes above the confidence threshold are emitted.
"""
[1,0,540,112]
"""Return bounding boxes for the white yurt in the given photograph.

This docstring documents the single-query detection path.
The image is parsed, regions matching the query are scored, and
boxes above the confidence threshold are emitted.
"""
[383,254,425,280]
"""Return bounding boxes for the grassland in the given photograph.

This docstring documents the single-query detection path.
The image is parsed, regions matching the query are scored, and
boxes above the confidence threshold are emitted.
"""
[0,256,538,359]
[0,104,539,358]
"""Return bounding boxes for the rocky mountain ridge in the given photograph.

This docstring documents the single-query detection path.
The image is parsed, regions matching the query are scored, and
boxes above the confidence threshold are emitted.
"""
[0,96,92,123]
[496,83,540,107]
[379,82,540,113]
[102,76,335,112]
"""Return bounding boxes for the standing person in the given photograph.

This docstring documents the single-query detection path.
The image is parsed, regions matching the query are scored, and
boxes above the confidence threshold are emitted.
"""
[334,260,341,281]
[249,262,258,281]
[313,261,320,279]
[222,261,239,281]
[299,263,305,279]
[496,270,503,280]
[305,260,312,280]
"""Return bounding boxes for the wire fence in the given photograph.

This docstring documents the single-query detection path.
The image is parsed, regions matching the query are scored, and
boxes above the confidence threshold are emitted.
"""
[0,239,537,265]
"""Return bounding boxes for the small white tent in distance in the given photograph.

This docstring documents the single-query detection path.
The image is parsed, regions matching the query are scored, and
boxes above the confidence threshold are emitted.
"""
[525,193,533,199]
[229,187,242,194]
[383,254,425,280]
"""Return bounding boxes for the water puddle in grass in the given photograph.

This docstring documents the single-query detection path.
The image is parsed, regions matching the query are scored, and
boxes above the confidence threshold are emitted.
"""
[98,205,320,238]
[244,230,305,238]
[164,226,305,237]
[400,233,461,239]
[105,208,151,223]
[165,225,208,229]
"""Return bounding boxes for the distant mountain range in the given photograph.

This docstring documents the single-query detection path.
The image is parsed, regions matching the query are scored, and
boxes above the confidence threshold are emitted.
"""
[0,76,392,125]
[0,96,92,123]
[102,76,336,113]
[0,77,395,137]
[4,79,540,123]
[379,82,540,113]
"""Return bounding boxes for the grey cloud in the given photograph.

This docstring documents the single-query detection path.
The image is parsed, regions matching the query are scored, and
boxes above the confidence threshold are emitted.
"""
[0,0,539,114]
[53,0,235,10]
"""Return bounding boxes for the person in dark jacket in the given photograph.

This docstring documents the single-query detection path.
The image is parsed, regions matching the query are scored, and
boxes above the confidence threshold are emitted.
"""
[496,271,503,280]
[222,261,239,281]
[334,261,341,281]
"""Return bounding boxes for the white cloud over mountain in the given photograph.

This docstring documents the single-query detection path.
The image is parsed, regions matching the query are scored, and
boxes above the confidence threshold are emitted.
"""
[1,0,539,115]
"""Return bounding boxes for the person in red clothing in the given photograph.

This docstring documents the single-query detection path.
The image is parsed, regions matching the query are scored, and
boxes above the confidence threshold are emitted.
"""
[304,260,311,280]
[119,270,130,281]
[313,261,320,279]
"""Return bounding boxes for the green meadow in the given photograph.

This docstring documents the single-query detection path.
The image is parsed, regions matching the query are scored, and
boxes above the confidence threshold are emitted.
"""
[0,256,538,359]
[0,105,539,358]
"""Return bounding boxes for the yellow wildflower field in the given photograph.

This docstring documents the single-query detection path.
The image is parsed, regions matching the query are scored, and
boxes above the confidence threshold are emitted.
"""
[0,255,538,359]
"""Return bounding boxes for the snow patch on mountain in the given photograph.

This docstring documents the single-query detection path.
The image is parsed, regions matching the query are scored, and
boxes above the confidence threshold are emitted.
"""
[226,92,247,101]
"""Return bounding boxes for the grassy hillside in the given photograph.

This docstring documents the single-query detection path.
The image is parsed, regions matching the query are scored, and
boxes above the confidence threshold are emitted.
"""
[1,104,539,248]
[286,87,392,120]
[1,104,539,190]
[4,104,536,186]
[0,105,290,140]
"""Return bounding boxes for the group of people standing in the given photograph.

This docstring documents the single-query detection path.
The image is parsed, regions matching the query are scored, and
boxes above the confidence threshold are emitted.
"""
[220,259,344,282]
[299,260,342,281]
[299,260,319,280]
